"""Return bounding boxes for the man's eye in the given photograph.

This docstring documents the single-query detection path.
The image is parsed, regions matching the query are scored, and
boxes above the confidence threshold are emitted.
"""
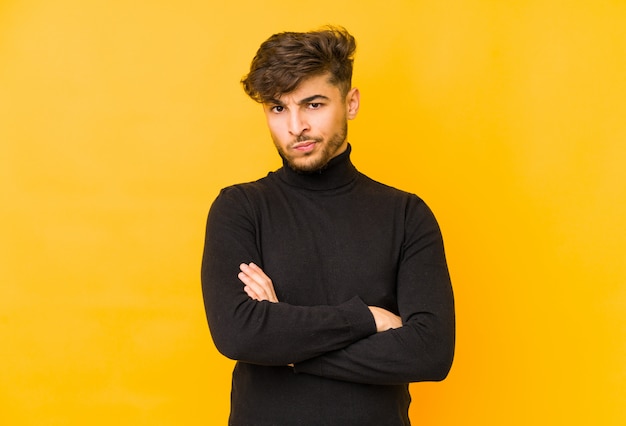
[309,103,322,109]
[271,105,284,113]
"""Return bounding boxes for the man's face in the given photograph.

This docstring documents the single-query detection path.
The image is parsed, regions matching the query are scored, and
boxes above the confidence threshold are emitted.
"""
[263,73,360,173]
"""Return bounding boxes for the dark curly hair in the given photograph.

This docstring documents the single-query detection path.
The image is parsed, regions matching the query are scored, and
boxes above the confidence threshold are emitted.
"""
[241,26,356,103]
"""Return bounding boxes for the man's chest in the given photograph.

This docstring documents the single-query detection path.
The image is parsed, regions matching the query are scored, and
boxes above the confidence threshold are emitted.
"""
[254,193,404,309]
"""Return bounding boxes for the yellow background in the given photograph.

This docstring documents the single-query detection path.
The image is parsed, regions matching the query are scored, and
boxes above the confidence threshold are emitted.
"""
[1,0,624,424]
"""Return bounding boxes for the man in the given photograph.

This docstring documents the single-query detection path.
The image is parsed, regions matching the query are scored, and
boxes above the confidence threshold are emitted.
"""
[201,26,455,426]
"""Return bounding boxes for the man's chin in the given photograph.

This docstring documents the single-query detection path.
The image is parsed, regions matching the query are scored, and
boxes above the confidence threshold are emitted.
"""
[287,156,327,174]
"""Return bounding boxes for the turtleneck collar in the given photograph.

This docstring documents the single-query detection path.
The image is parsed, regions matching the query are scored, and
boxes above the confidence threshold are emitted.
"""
[274,144,358,191]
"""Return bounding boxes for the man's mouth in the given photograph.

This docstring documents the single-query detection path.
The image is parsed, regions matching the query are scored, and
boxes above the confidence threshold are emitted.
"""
[292,140,319,152]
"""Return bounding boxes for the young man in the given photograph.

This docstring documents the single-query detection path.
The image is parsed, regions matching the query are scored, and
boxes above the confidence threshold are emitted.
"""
[201,26,455,426]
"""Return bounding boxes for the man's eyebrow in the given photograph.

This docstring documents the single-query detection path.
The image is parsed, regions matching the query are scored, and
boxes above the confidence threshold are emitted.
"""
[265,94,330,106]
[266,98,284,106]
[298,94,330,104]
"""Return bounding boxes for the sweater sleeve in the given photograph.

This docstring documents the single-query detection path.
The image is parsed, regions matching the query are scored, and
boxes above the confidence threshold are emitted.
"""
[293,197,455,385]
[201,186,377,366]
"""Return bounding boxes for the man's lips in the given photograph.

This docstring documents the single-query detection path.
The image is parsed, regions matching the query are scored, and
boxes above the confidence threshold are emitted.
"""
[292,141,318,152]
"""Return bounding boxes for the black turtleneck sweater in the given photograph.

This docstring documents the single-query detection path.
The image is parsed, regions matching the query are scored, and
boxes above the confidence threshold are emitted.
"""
[201,145,455,426]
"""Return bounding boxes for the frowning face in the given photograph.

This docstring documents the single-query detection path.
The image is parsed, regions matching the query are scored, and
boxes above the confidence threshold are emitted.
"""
[262,73,360,173]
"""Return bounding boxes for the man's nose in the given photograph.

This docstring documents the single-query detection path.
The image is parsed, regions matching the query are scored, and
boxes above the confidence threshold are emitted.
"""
[288,110,309,136]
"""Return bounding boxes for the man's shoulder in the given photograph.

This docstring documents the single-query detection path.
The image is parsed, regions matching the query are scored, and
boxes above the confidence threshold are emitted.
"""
[357,172,424,203]
[218,171,278,195]
[212,172,280,208]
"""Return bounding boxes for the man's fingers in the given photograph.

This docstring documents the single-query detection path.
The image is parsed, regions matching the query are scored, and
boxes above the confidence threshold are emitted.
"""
[238,263,278,303]
[238,269,267,300]
[239,263,263,281]
[243,285,262,301]
[240,262,270,284]
[368,306,403,332]
[248,262,273,282]
[248,262,278,302]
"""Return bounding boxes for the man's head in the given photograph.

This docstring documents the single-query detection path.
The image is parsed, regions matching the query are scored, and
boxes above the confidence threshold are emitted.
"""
[241,26,360,173]
[242,26,356,103]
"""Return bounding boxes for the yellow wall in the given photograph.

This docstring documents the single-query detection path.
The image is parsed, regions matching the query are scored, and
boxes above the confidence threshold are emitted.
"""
[1,1,624,424]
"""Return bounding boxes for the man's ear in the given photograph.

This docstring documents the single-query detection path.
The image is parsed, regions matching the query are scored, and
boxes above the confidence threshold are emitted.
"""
[346,87,360,120]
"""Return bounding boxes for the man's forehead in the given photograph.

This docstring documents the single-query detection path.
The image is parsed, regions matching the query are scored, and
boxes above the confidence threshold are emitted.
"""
[270,74,338,103]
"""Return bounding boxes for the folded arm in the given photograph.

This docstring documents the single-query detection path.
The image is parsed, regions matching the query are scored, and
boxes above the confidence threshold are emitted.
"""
[293,262,455,385]
[201,188,378,366]
[239,262,402,333]
[202,187,454,383]
[293,200,455,385]
[239,260,454,385]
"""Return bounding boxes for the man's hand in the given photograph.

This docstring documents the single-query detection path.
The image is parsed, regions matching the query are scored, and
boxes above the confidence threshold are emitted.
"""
[238,262,279,303]
[368,306,402,332]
